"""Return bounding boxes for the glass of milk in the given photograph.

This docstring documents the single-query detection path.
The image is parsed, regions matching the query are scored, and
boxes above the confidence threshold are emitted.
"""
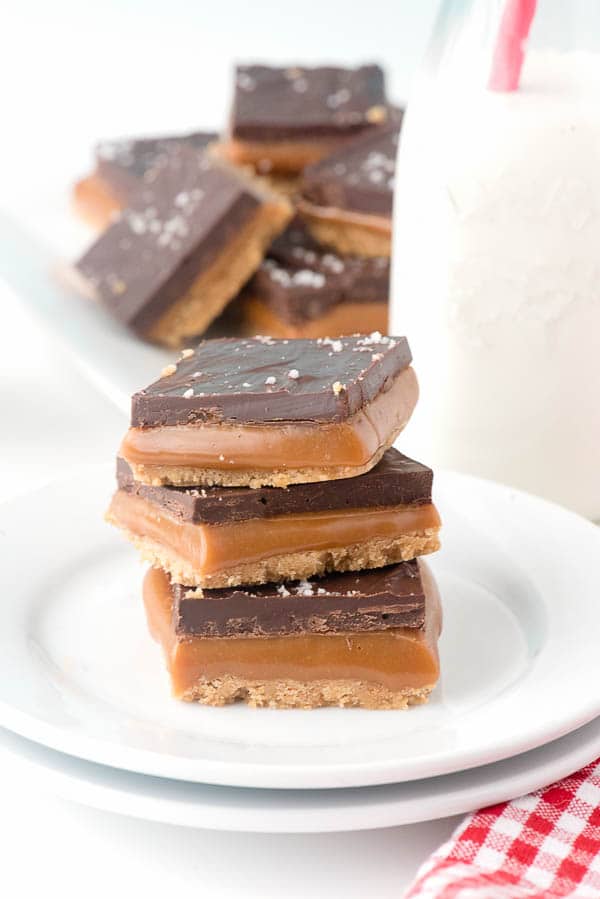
[391,0,600,518]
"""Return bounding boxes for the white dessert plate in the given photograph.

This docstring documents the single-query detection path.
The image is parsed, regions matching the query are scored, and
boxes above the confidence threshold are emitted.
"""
[1,715,599,833]
[0,465,599,790]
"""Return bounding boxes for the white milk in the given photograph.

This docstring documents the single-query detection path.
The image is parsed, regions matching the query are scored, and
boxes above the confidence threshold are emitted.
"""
[391,50,600,518]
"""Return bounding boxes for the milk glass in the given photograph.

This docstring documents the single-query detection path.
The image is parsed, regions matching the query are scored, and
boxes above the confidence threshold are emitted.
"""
[391,0,600,517]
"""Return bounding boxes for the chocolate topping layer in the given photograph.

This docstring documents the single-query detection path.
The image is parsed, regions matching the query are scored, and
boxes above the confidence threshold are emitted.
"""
[131,334,411,427]
[76,147,264,334]
[300,124,401,217]
[246,221,389,323]
[173,560,426,637]
[231,65,387,141]
[95,131,217,202]
[116,448,433,524]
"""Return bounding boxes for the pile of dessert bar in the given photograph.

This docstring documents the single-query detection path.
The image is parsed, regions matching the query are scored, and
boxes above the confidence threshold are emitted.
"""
[108,334,443,709]
[73,64,399,346]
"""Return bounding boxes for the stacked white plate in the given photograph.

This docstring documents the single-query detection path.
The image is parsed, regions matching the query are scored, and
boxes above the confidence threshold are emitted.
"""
[1,211,599,833]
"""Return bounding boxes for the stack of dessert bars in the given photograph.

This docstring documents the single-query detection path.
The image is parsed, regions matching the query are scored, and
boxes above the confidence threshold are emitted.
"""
[108,334,442,709]
[74,64,400,345]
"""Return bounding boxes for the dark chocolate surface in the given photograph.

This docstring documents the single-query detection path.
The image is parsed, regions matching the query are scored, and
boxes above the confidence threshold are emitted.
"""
[246,221,389,323]
[116,448,433,523]
[173,560,426,637]
[300,124,401,217]
[76,147,262,334]
[130,334,411,427]
[95,131,217,203]
[231,65,387,140]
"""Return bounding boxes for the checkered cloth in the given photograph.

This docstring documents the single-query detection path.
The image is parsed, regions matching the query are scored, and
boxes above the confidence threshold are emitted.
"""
[405,759,600,898]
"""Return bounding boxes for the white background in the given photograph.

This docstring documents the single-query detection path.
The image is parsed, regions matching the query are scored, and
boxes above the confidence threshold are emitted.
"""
[0,2,467,896]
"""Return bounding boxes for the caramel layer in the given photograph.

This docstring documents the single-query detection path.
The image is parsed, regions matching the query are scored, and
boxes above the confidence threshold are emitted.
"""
[108,489,441,579]
[143,566,441,697]
[242,297,389,339]
[120,365,417,473]
[297,197,392,235]
[218,137,343,174]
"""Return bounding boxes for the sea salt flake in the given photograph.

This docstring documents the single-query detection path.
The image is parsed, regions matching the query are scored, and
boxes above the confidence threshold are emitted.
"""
[291,247,317,265]
[127,213,148,235]
[265,376,276,385]
[174,191,190,208]
[288,369,300,379]
[326,88,351,109]
[291,269,325,289]
[183,388,194,398]
[265,262,292,287]
[321,337,343,352]
[321,254,344,274]
[295,580,314,596]
[357,331,384,346]
[237,72,256,91]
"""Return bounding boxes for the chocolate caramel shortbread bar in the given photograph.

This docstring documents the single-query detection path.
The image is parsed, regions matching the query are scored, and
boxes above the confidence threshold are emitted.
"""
[298,124,401,256]
[119,335,418,488]
[219,64,390,175]
[108,450,440,587]
[75,146,292,346]
[143,559,441,709]
[239,221,389,338]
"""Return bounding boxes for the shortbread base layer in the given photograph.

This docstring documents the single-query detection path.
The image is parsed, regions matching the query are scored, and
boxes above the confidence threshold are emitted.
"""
[112,524,441,588]
[298,198,391,257]
[181,677,434,710]
[147,197,292,347]
[240,296,389,340]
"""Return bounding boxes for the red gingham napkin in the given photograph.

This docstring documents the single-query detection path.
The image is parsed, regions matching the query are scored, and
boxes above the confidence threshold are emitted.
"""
[405,759,600,898]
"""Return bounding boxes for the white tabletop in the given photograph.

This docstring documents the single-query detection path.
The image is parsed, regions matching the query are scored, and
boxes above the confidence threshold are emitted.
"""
[0,2,465,894]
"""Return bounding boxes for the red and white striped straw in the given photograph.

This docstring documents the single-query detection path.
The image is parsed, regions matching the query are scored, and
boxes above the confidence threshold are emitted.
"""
[488,0,538,92]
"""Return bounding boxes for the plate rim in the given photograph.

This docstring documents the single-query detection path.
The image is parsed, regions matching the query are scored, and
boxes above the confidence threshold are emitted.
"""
[0,464,599,789]
[1,715,599,832]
